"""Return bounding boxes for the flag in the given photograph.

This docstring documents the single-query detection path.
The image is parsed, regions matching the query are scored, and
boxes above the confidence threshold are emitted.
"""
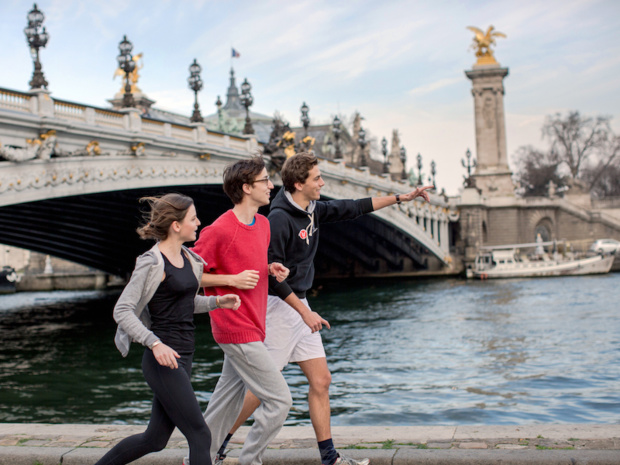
[232,48,240,58]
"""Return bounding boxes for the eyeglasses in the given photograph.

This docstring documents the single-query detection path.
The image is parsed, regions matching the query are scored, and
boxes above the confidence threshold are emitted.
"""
[252,176,270,184]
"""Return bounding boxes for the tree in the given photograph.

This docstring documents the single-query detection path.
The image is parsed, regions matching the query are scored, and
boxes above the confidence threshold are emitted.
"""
[581,134,620,197]
[512,145,564,197]
[542,111,610,179]
[513,111,616,197]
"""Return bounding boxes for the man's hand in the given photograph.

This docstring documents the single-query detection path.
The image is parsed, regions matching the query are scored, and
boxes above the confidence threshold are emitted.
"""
[269,262,290,282]
[301,310,331,333]
[152,343,181,369]
[218,294,241,310]
[400,185,434,203]
[232,270,259,289]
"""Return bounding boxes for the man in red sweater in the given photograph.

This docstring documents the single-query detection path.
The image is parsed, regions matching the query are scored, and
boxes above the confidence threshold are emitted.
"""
[190,156,291,465]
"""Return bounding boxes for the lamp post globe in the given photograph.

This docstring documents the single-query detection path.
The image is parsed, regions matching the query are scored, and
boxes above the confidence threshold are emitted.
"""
[27,3,44,26]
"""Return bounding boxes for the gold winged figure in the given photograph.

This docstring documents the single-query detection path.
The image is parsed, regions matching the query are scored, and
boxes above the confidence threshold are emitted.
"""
[467,25,506,65]
[113,53,143,94]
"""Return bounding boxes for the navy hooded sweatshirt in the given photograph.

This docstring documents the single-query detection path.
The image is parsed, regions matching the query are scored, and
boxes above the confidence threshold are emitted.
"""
[268,188,374,300]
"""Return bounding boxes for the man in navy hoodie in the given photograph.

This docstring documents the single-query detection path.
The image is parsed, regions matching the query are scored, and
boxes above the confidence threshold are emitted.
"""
[214,152,433,465]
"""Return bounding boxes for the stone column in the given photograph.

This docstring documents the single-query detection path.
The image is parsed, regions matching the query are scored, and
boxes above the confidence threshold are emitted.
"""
[465,65,514,197]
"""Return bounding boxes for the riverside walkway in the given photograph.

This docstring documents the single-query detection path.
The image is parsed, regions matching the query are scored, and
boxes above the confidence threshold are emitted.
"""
[1,423,619,464]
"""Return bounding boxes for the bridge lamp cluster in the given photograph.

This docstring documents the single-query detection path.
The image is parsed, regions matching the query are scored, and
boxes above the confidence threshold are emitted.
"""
[357,127,367,166]
[300,102,310,137]
[461,148,477,187]
[332,116,343,159]
[188,59,204,123]
[24,3,49,90]
[381,137,390,174]
[430,160,437,187]
[240,78,254,135]
[400,146,408,181]
[117,35,136,108]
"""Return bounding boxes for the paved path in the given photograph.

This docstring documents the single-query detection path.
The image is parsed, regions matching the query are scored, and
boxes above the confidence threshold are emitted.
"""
[1,423,619,464]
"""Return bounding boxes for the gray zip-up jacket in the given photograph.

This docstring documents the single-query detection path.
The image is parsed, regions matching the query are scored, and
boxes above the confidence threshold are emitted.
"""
[113,243,218,357]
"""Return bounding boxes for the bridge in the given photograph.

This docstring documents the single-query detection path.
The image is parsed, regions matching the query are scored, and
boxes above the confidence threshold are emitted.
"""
[0,87,458,278]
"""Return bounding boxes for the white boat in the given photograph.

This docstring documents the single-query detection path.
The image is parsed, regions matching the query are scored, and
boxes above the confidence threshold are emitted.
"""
[466,241,615,279]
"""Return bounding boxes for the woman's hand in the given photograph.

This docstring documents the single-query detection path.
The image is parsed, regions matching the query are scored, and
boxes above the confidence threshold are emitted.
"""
[152,343,180,369]
[269,262,290,282]
[218,294,241,310]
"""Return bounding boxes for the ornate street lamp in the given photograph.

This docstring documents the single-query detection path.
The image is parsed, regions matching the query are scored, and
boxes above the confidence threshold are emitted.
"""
[358,127,367,166]
[300,102,310,137]
[332,115,342,159]
[416,152,423,185]
[461,148,477,187]
[240,78,254,135]
[187,59,204,123]
[430,160,437,187]
[117,35,136,108]
[24,3,49,89]
[381,137,390,174]
[400,146,408,180]
[216,95,222,115]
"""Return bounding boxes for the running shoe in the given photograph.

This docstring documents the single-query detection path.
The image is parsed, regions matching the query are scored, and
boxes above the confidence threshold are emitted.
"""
[328,453,370,465]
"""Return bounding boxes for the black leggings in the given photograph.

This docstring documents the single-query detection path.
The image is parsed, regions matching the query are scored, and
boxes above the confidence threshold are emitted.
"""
[95,350,212,465]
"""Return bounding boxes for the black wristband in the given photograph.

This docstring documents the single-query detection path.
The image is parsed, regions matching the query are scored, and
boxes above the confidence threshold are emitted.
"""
[395,194,401,204]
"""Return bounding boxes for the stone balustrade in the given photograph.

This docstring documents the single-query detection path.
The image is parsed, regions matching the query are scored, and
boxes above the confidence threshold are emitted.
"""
[0,86,257,153]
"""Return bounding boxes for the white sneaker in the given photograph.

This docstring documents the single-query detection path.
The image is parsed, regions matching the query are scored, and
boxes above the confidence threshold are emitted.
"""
[331,454,370,465]
[182,457,189,465]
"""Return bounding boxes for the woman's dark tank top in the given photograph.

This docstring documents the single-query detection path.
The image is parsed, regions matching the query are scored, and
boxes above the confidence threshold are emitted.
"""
[148,252,198,354]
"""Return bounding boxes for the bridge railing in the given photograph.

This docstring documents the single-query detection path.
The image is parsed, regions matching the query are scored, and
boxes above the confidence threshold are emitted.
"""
[0,89,33,113]
[317,158,454,263]
[0,86,258,153]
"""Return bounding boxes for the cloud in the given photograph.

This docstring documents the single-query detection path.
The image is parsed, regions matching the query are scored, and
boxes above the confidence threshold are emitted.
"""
[408,78,462,96]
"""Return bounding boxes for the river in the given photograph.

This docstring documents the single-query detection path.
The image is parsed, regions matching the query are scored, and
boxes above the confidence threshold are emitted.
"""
[1,273,619,426]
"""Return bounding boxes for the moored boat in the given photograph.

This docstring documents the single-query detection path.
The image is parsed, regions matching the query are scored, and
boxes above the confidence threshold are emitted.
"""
[466,241,615,279]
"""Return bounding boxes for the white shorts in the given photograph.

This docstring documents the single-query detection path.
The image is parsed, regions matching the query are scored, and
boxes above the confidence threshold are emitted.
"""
[264,295,326,370]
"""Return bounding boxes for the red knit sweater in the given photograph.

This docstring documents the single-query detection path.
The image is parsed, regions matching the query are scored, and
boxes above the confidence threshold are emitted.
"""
[192,210,270,344]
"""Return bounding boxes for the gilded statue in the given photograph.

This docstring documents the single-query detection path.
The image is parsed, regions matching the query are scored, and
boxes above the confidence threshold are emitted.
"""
[113,53,143,94]
[467,25,506,65]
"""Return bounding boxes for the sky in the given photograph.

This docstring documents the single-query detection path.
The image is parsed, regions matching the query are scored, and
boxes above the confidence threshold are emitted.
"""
[1,0,619,195]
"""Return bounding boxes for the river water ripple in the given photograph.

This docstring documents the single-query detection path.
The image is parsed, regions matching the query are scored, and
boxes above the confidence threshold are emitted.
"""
[1,274,619,425]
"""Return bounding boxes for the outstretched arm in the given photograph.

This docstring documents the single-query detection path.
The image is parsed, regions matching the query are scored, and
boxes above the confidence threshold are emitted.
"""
[371,185,434,211]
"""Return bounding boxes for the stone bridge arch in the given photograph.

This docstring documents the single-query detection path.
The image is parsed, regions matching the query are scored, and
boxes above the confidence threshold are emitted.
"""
[0,88,457,277]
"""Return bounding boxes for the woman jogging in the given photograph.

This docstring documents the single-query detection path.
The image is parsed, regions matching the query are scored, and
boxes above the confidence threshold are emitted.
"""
[95,193,240,465]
